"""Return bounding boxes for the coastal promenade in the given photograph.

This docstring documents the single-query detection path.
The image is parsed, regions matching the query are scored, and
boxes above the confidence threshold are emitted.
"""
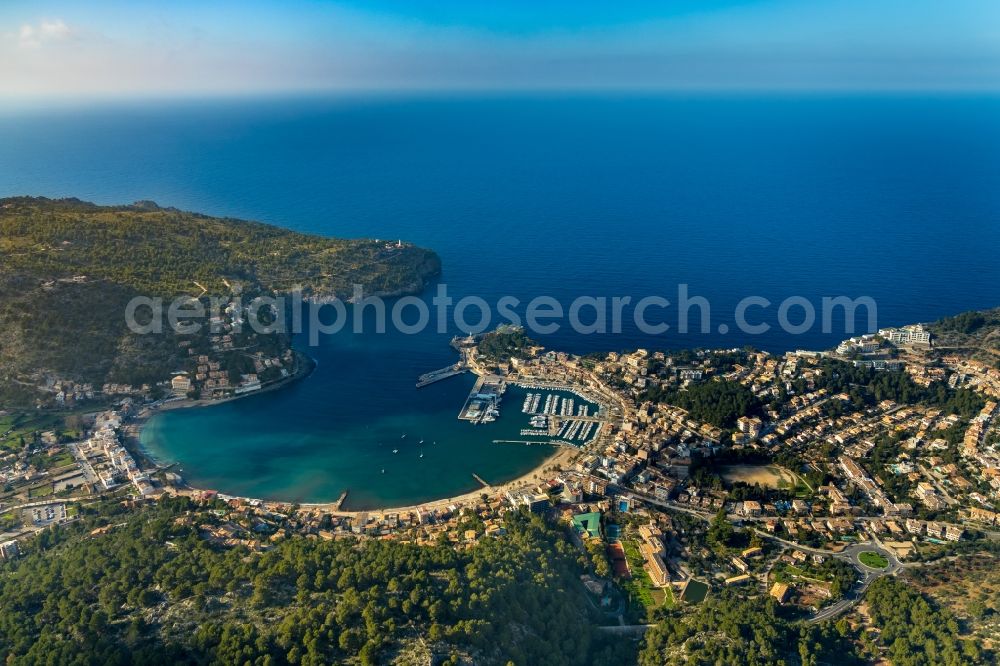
[298,444,581,518]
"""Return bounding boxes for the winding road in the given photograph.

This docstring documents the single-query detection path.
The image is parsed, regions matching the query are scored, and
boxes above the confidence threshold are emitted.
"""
[623,490,902,624]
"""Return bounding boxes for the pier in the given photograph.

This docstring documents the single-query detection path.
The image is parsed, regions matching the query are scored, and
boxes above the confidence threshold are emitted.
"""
[493,439,569,448]
[472,473,490,487]
[416,363,467,388]
[458,374,505,423]
[458,375,487,421]
[548,414,605,425]
[507,379,610,419]
[333,491,349,510]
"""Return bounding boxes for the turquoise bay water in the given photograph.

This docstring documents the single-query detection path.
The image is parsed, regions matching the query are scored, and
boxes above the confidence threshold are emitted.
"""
[2,95,999,506]
[134,302,597,508]
[141,371,590,509]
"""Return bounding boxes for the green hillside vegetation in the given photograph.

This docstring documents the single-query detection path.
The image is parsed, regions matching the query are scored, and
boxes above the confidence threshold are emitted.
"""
[0,197,440,298]
[793,359,985,418]
[902,554,1000,650]
[476,326,538,363]
[931,310,996,337]
[0,197,440,406]
[478,326,538,363]
[638,591,859,666]
[645,380,761,428]
[862,577,986,665]
[928,308,1000,368]
[0,497,632,666]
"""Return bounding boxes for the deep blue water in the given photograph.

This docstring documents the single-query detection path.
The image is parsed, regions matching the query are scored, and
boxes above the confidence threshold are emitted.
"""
[2,94,998,505]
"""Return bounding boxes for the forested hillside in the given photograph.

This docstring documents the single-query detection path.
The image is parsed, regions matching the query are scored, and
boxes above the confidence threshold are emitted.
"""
[0,197,439,297]
[637,593,858,666]
[0,197,440,407]
[928,308,1000,368]
[0,498,627,665]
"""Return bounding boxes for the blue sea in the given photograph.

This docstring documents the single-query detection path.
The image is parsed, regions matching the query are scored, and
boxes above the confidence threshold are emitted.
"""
[2,94,998,506]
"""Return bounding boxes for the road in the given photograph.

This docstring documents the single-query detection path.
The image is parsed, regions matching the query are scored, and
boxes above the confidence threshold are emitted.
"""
[918,464,960,507]
[68,442,100,486]
[596,624,654,636]
[0,497,87,514]
[752,531,901,624]
[624,491,902,624]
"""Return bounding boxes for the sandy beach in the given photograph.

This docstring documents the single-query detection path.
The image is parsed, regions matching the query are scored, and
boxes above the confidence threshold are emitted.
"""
[141,431,578,519]
[127,364,584,519]
[304,444,579,517]
[124,338,610,519]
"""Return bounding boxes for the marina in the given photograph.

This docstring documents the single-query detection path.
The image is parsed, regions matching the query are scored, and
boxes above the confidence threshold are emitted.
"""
[514,389,601,443]
[446,362,607,443]
[511,381,609,417]
[529,415,548,429]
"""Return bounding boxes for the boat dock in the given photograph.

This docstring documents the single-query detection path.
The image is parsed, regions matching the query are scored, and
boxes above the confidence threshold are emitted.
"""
[549,414,604,424]
[493,439,568,448]
[506,380,610,418]
[416,363,467,388]
[458,374,506,423]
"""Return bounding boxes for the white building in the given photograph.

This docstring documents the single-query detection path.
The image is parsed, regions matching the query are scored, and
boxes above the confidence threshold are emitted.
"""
[837,334,881,355]
[171,374,192,395]
[879,324,931,346]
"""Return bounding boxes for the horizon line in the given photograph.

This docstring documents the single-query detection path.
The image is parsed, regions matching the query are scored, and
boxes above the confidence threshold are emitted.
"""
[3,85,1000,107]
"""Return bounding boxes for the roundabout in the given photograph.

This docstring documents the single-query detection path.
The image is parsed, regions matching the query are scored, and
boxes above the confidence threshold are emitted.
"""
[858,550,890,570]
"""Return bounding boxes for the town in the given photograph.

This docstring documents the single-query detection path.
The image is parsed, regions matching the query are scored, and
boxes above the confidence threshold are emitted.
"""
[4,314,1000,647]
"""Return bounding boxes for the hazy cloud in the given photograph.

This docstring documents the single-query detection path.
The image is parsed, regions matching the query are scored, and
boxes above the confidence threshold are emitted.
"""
[17,18,72,48]
[1,1,998,98]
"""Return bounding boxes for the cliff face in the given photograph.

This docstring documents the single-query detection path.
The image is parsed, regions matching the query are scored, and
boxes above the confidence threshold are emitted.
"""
[0,197,441,408]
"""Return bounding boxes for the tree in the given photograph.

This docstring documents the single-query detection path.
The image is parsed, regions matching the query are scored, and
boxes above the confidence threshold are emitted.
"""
[0,498,626,665]
[585,540,610,577]
[707,508,735,549]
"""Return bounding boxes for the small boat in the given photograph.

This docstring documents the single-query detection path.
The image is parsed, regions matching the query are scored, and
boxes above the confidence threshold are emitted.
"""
[419,439,424,444]
[381,469,385,474]
[392,449,399,454]
[419,452,424,458]
[401,434,406,439]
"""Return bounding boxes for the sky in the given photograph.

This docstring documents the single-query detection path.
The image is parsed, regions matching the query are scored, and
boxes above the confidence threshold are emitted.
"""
[2,0,999,98]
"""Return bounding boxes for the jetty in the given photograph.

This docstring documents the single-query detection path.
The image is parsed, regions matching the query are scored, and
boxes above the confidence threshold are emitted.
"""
[458,374,505,423]
[333,491,349,510]
[493,439,562,447]
[472,473,490,487]
[416,363,467,388]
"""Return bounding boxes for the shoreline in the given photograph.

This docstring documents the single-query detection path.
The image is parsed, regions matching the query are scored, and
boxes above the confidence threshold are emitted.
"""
[129,351,591,516]
[309,445,579,517]
[126,350,317,470]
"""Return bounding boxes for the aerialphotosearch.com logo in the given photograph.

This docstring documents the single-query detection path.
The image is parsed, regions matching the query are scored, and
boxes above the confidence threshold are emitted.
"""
[125,283,878,344]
